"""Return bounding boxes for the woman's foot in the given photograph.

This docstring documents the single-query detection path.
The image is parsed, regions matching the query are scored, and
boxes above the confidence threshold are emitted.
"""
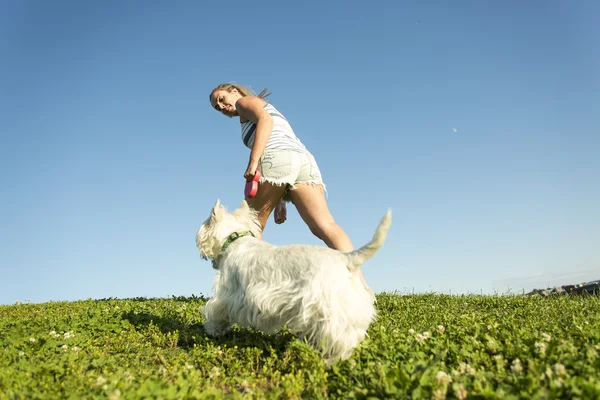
[274,201,287,224]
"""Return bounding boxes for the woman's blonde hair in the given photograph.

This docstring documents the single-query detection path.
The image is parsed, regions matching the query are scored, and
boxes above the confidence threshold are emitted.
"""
[210,83,271,100]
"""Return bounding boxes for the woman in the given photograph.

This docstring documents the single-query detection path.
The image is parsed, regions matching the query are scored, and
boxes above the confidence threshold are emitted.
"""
[209,83,372,296]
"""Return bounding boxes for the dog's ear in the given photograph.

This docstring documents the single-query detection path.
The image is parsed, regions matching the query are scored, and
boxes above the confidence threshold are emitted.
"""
[196,224,216,260]
[239,200,250,211]
[210,199,222,223]
[233,200,251,219]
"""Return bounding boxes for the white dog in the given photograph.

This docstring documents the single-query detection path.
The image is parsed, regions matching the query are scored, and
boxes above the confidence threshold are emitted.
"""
[196,199,392,363]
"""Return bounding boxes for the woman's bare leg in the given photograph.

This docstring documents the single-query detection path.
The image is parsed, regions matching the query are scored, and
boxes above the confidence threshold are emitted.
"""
[244,182,288,238]
[289,183,373,297]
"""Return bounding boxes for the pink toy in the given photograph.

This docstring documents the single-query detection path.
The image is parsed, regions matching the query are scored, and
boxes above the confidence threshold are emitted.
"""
[244,170,261,198]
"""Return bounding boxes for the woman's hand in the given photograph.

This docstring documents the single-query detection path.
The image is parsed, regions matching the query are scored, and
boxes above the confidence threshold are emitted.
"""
[274,201,287,224]
[244,159,259,180]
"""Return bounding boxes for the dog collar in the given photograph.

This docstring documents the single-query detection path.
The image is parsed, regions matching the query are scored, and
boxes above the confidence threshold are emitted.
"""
[219,230,255,256]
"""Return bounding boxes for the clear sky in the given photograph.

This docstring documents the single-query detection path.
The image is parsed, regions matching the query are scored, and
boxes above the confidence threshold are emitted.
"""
[1,1,598,305]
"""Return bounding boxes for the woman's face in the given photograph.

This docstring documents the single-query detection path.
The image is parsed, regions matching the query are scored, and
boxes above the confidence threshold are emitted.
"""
[210,88,242,117]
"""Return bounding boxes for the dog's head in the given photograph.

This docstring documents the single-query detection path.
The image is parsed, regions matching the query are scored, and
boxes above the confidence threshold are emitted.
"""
[196,199,261,260]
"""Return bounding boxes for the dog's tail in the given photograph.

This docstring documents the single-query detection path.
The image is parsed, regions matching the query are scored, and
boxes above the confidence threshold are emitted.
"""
[346,209,392,272]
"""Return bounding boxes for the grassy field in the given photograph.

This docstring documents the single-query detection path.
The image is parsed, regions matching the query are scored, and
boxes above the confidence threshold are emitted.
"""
[1,293,599,399]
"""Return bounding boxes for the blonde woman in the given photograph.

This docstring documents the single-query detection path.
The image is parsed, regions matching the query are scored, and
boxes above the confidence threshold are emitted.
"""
[209,83,372,296]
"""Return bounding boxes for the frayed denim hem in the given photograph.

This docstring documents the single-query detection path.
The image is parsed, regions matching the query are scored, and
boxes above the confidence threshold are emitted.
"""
[258,177,327,203]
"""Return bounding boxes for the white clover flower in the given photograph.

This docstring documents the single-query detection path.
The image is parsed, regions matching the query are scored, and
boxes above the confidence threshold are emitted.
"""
[433,388,446,400]
[454,384,468,400]
[18,351,25,356]
[511,359,523,373]
[93,376,107,387]
[553,379,564,388]
[62,345,69,352]
[485,336,499,351]
[186,364,194,370]
[71,346,80,352]
[422,331,431,339]
[541,332,551,342]
[535,342,547,355]
[493,355,504,366]
[435,370,452,386]
[64,331,74,339]
[29,337,36,343]
[458,362,476,376]
[554,363,567,377]
[49,331,58,338]
[408,328,415,335]
[437,325,445,334]
[210,366,221,378]
[415,333,425,343]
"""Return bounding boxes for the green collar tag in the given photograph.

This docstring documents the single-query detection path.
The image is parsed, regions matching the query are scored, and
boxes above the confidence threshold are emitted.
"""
[219,230,255,256]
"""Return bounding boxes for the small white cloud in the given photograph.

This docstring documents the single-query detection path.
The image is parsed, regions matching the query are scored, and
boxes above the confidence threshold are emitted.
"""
[452,128,458,133]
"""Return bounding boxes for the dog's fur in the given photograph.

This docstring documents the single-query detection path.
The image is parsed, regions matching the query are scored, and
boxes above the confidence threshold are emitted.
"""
[196,199,392,363]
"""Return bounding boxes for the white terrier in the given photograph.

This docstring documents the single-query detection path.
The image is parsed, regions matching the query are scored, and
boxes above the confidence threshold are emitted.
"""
[196,199,392,363]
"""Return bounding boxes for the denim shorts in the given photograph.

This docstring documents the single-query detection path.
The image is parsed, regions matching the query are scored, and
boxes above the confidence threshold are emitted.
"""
[258,149,326,201]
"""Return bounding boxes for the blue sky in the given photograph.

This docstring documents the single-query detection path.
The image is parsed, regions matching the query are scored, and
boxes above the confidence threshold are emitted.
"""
[1,1,598,305]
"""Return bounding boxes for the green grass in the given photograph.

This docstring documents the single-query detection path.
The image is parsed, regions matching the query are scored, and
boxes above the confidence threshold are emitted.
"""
[1,293,599,399]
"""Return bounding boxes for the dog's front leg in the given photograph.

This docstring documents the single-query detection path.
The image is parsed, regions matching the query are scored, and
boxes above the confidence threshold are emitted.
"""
[202,298,231,337]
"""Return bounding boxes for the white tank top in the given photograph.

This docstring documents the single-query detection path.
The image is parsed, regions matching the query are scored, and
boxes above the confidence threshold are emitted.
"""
[240,103,307,153]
